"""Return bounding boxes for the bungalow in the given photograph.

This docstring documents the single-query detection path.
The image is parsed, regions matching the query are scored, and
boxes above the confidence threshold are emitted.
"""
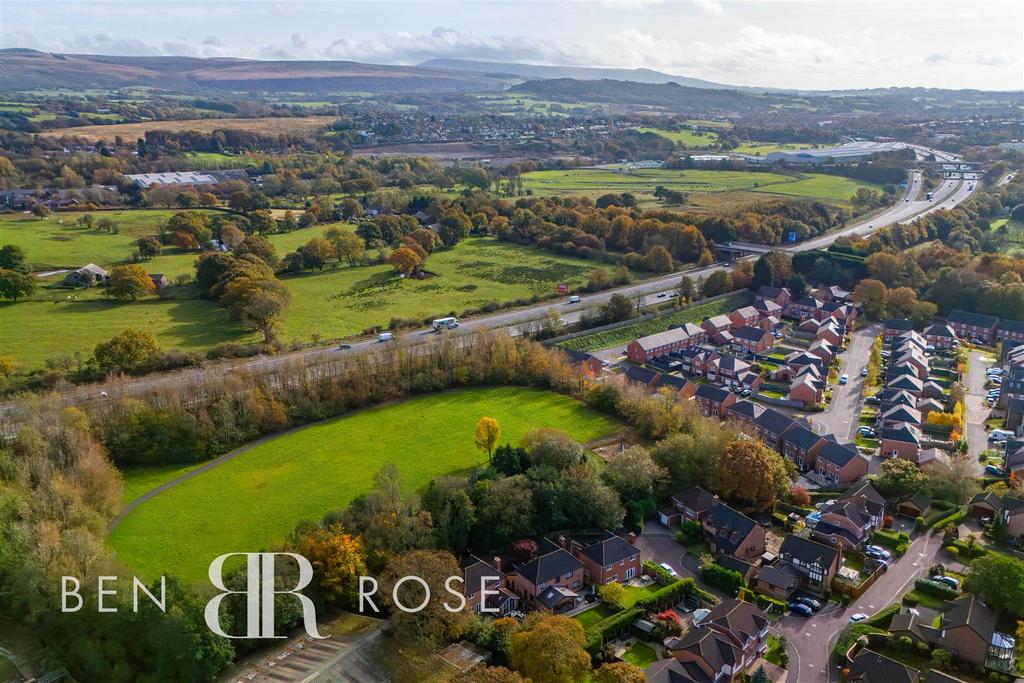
[815,440,868,484]
[925,323,959,349]
[754,408,796,451]
[728,306,761,329]
[702,502,766,561]
[879,424,922,462]
[507,542,584,612]
[726,400,763,437]
[781,422,826,472]
[572,531,641,585]
[561,348,604,378]
[947,309,999,344]
[883,318,914,341]
[730,326,774,355]
[996,319,1024,345]
[754,285,791,307]
[694,383,737,418]
[627,328,693,363]
[624,365,662,390]
[776,534,841,597]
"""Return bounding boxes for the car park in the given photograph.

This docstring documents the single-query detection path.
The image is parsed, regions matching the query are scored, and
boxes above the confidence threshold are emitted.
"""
[788,602,812,617]
[849,613,868,623]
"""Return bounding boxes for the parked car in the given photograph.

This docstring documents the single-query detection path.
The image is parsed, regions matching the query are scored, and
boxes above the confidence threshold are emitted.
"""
[865,545,891,560]
[839,374,849,385]
[741,388,752,397]
[658,562,678,577]
[860,367,868,377]
[989,429,1013,442]
[932,575,960,590]
[796,596,822,611]
[985,465,1005,477]
[788,602,813,617]
[849,613,868,623]
[865,396,881,405]
[857,426,876,438]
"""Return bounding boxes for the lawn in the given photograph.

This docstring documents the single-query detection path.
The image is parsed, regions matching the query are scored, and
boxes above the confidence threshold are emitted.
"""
[107,386,621,582]
[636,127,719,148]
[561,290,754,352]
[574,603,617,629]
[41,116,339,143]
[764,634,785,667]
[621,583,663,608]
[120,462,204,505]
[0,236,602,369]
[731,141,818,155]
[620,642,659,668]
[520,166,878,209]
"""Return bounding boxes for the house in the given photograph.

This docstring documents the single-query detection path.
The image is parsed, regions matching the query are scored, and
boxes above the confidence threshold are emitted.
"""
[806,339,835,364]
[624,365,662,390]
[781,422,826,472]
[702,314,733,337]
[880,388,917,410]
[728,306,761,329]
[671,322,708,345]
[561,348,604,378]
[700,598,770,667]
[897,492,932,519]
[1003,497,1024,541]
[817,285,852,303]
[149,273,170,290]
[572,531,641,585]
[730,326,774,355]
[894,352,929,381]
[995,317,1024,344]
[63,263,109,287]
[662,599,769,682]
[754,408,796,451]
[627,328,694,363]
[662,486,719,526]
[755,285,791,307]
[887,374,924,396]
[816,320,844,347]
[659,374,698,401]
[997,366,1024,410]
[726,400,763,437]
[1004,446,1024,480]
[879,424,922,462]
[702,502,766,561]
[461,555,518,615]
[883,318,914,341]
[709,355,751,383]
[890,594,1013,669]
[753,564,800,600]
[693,383,737,418]
[968,491,1002,519]
[811,495,881,550]
[846,649,919,683]
[815,440,869,484]
[675,348,720,377]
[754,299,783,318]
[822,301,855,324]
[917,397,946,420]
[717,555,757,583]
[758,314,781,331]
[1004,397,1024,431]
[880,405,922,428]
[787,296,825,320]
[925,323,959,349]
[507,542,584,612]
[947,309,999,344]
[776,534,841,597]
[789,374,824,407]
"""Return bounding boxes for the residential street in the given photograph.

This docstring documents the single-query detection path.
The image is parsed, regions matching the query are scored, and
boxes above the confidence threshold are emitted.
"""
[778,530,944,683]
[807,323,879,443]
[965,349,991,463]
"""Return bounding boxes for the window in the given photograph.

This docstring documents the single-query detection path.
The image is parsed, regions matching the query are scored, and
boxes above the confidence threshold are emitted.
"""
[571,580,581,589]
[607,575,617,583]
[626,567,636,580]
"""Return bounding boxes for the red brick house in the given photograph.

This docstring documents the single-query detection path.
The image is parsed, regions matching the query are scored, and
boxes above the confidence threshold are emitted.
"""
[561,348,604,378]
[947,309,999,344]
[814,440,868,484]
[776,534,841,597]
[728,306,761,329]
[571,532,641,585]
[996,319,1024,345]
[730,326,773,354]
[507,542,585,613]
[754,285,791,307]
[879,424,922,462]
[694,383,738,418]
[703,502,766,561]
[781,422,826,472]
[461,555,519,616]
[789,375,823,407]
[924,323,958,349]
[626,328,694,363]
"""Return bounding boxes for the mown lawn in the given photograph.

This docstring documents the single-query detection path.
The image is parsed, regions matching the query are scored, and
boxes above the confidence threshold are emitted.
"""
[120,462,204,505]
[0,236,601,369]
[560,290,754,352]
[621,583,662,608]
[574,603,617,629]
[107,387,621,582]
[620,642,659,668]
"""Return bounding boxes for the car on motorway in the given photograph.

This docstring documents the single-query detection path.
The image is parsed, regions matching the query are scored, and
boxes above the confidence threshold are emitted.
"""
[568,295,582,304]
[849,613,868,623]
[657,292,667,298]
[796,596,822,611]
[839,373,848,385]
[338,343,352,350]
[932,575,960,590]
[378,332,394,342]
[788,602,812,617]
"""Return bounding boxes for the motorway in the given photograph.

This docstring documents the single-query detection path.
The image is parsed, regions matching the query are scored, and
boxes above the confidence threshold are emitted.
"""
[1,160,978,413]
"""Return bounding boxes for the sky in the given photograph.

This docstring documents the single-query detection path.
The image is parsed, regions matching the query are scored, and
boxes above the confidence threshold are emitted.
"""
[2,0,1022,90]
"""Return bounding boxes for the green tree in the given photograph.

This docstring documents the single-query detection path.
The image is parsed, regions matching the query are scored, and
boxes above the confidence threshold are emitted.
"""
[0,269,35,301]
[136,236,162,260]
[597,581,625,609]
[93,329,161,370]
[422,476,476,552]
[236,235,280,267]
[106,264,156,301]
[876,458,928,498]
[437,211,472,247]
[509,615,591,683]
[752,255,774,290]
[678,275,695,304]
[702,270,732,297]
[0,244,29,273]
[645,245,674,273]
[966,554,1024,617]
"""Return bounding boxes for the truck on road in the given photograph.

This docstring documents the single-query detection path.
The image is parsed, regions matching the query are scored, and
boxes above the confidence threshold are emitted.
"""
[432,317,459,331]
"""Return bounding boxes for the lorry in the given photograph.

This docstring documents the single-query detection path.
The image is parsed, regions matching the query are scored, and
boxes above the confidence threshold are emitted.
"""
[432,317,459,331]
[926,191,934,201]
[377,332,394,342]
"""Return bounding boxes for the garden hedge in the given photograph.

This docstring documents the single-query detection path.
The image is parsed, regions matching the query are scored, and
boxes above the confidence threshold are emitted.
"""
[914,578,959,600]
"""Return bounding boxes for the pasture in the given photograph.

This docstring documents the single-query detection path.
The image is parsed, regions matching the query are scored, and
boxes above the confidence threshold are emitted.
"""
[0,233,601,368]
[521,166,878,208]
[40,116,339,143]
[107,386,621,581]
[636,126,719,148]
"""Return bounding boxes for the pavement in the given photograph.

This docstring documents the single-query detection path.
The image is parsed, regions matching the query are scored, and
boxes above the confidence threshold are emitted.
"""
[778,530,945,683]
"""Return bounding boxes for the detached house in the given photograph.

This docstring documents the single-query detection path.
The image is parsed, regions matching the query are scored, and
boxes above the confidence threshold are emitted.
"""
[728,306,761,329]
[947,309,999,344]
[507,542,584,612]
[661,486,719,526]
[461,555,519,616]
[703,502,766,561]
[572,531,641,585]
[754,285,791,307]
[811,496,881,550]
[658,598,770,683]
[776,534,841,597]
[730,326,774,355]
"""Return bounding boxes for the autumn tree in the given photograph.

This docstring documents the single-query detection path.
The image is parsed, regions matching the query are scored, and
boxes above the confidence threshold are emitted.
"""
[876,457,927,498]
[714,439,792,510]
[388,246,423,276]
[598,581,625,609]
[853,278,888,320]
[702,270,732,297]
[136,236,162,260]
[458,667,527,683]
[300,237,334,271]
[645,245,674,273]
[593,662,646,683]
[93,329,161,370]
[333,231,366,266]
[221,277,291,343]
[297,523,367,607]
[509,615,591,683]
[106,264,156,301]
[865,252,902,287]
[381,549,471,646]
[475,416,501,459]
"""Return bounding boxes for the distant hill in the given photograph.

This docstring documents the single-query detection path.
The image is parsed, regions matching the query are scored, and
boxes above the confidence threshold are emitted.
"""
[419,58,740,90]
[0,49,509,93]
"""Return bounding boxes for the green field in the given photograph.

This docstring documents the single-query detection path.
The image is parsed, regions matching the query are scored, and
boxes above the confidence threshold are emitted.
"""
[560,290,755,352]
[0,229,603,368]
[731,141,818,155]
[108,386,621,581]
[636,127,719,148]
[121,463,203,505]
[521,166,878,209]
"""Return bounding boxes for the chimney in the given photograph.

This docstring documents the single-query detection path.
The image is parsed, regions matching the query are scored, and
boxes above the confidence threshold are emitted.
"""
[627,531,637,544]
[558,535,567,550]
[492,556,502,573]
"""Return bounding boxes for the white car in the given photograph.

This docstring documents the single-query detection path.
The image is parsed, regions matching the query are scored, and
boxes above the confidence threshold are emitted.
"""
[658,562,678,577]
[849,613,868,623]
[839,374,849,385]
[568,295,582,304]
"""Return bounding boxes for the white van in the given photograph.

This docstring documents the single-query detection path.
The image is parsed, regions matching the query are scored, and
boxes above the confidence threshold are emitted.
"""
[989,429,1013,442]
[377,332,394,342]
[568,295,582,304]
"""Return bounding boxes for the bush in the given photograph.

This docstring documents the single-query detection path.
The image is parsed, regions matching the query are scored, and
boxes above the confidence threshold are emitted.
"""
[643,560,677,586]
[914,578,959,600]
[930,506,967,530]
[584,607,644,654]
[700,563,745,595]
[677,520,702,545]
[945,545,960,558]
[871,529,909,553]
[914,516,926,531]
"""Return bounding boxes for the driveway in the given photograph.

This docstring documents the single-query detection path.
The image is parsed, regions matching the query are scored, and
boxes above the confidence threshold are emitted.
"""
[806,323,878,442]
[778,530,944,683]
[635,520,698,580]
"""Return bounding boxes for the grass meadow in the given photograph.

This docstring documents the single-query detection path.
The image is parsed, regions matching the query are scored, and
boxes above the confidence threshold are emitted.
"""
[109,386,621,582]
[636,126,719,148]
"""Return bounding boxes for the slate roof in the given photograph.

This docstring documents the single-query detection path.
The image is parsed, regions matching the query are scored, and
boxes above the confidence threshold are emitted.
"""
[462,556,504,595]
[561,348,596,365]
[755,408,795,436]
[716,355,750,374]
[783,423,825,451]
[947,309,998,328]
[625,365,661,386]
[925,323,957,338]
[578,532,640,567]
[755,285,788,300]
[754,564,800,591]
[941,594,996,642]
[816,440,863,468]
[515,548,583,586]
[645,658,713,683]
[847,649,919,683]
[695,383,732,403]
[672,487,718,513]
[702,598,769,644]
[998,319,1024,334]
[667,627,741,672]
[659,374,695,392]
[732,326,769,343]
[882,405,922,425]
[884,318,914,331]
[779,534,839,570]
[705,502,760,555]
[887,375,924,392]
[727,400,763,421]
[880,424,921,445]
[536,585,578,609]
[634,328,691,351]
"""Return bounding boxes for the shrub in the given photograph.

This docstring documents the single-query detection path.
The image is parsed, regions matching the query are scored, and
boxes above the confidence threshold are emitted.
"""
[677,520,702,545]
[584,607,644,654]
[914,578,959,600]
[945,545,960,558]
[642,560,677,586]
[700,563,745,595]
[930,506,967,530]
[914,516,926,531]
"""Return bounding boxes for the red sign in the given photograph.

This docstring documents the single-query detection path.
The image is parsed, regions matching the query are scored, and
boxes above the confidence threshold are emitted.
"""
[557,283,568,294]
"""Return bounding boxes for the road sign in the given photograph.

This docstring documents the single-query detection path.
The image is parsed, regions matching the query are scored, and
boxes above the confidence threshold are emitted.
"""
[557,283,568,294]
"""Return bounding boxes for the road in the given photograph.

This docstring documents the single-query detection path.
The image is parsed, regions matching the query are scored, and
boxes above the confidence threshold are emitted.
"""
[778,530,944,683]
[808,324,878,442]
[1,164,978,414]
[965,350,992,463]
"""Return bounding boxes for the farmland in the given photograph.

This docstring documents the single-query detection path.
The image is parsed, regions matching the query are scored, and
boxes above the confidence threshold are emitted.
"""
[0,229,603,368]
[636,126,719,147]
[560,290,755,352]
[521,166,879,209]
[107,386,622,581]
[39,115,339,143]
